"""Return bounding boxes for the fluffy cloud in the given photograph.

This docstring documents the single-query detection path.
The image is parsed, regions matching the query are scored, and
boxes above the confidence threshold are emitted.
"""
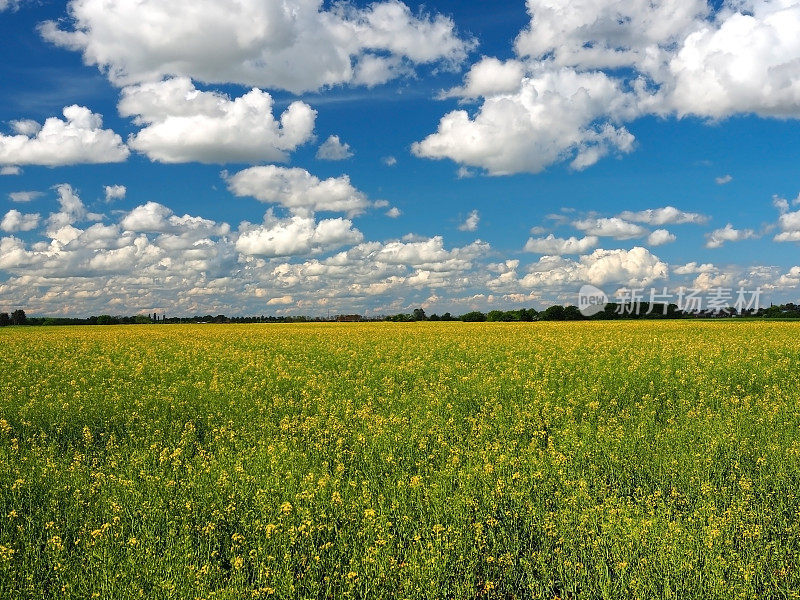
[120,201,230,239]
[413,68,636,175]
[0,195,237,295]
[226,166,371,216]
[514,0,708,71]
[0,201,495,316]
[316,135,354,161]
[673,262,716,275]
[253,236,490,311]
[647,229,676,246]
[9,191,42,203]
[119,78,315,163]
[573,217,649,239]
[8,180,800,315]
[0,105,129,166]
[518,0,800,119]
[524,234,598,255]
[618,206,709,225]
[458,210,480,232]
[776,266,800,288]
[104,185,126,202]
[773,193,800,214]
[442,57,526,99]
[692,270,738,291]
[262,236,489,300]
[119,202,173,232]
[774,231,800,243]
[46,183,103,236]
[774,208,800,242]
[1,166,21,175]
[705,223,757,248]
[520,247,668,288]
[666,2,800,118]
[265,295,294,306]
[236,212,362,258]
[417,1,800,174]
[0,237,36,270]
[367,236,488,272]
[716,174,733,185]
[41,0,473,93]
[1,210,40,233]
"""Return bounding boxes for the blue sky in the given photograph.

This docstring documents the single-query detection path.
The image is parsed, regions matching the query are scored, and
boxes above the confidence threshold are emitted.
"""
[1,0,800,317]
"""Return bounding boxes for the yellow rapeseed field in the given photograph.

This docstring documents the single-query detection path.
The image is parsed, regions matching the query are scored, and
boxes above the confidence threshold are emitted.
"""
[1,322,799,599]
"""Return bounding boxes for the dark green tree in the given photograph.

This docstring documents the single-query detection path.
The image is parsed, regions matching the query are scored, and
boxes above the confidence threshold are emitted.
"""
[540,305,565,321]
[0,313,9,327]
[10,309,26,326]
[563,305,584,320]
[461,311,486,322]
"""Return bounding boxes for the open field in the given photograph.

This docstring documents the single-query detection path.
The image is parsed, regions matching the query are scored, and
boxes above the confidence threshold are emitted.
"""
[1,322,799,599]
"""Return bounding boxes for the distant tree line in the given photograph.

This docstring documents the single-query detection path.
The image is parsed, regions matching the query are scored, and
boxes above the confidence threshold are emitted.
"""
[2,303,799,327]
[388,303,800,322]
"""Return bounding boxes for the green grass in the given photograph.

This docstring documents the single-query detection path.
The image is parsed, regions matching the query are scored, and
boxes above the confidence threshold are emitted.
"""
[0,322,799,599]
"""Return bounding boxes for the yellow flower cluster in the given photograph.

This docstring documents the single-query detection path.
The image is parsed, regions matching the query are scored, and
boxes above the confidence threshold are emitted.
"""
[0,321,799,598]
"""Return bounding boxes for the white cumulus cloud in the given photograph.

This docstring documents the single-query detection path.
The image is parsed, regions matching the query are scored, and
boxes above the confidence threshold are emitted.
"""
[413,68,636,175]
[521,246,668,288]
[119,78,316,164]
[120,201,230,238]
[618,206,709,225]
[573,217,649,239]
[0,105,129,166]
[458,210,480,232]
[776,266,800,288]
[41,0,474,94]
[416,1,800,175]
[235,212,362,258]
[9,191,42,203]
[316,135,354,161]
[647,229,676,246]
[1,210,40,233]
[524,234,598,255]
[226,165,371,216]
[774,209,800,242]
[666,2,800,118]
[514,0,708,72]
[673,262,716,275]
[104,185,126,202]
[705,223,757,248]
[441,57,526,99]
[46,183,102,235]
